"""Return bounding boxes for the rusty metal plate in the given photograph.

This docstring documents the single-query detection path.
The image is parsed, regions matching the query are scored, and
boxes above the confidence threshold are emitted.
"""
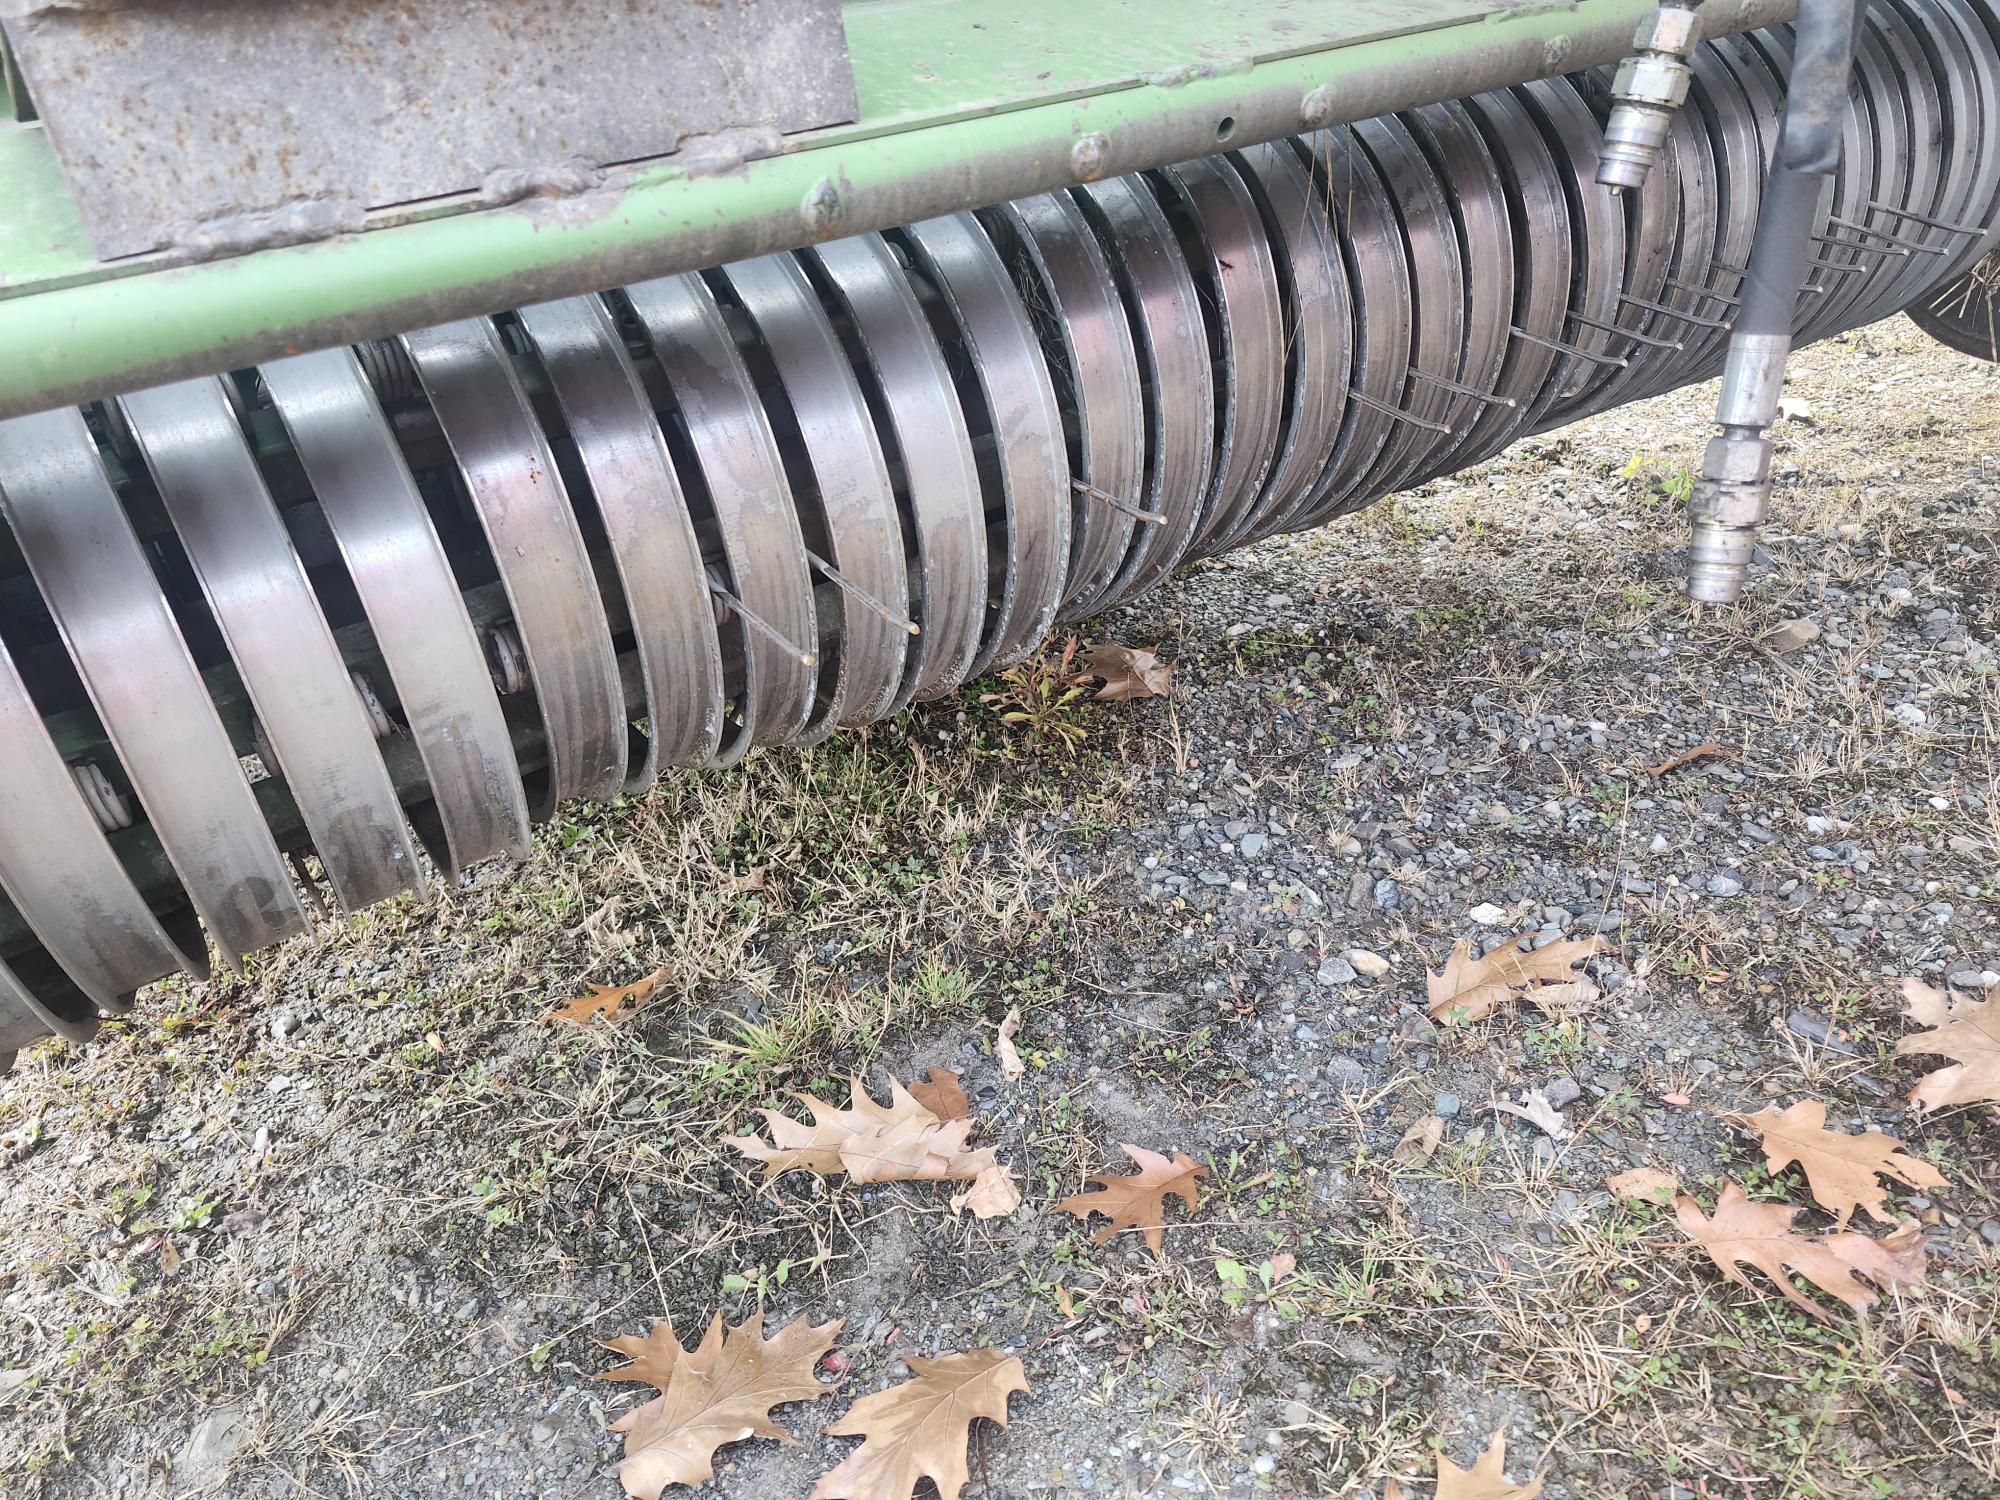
[2,0,857,260]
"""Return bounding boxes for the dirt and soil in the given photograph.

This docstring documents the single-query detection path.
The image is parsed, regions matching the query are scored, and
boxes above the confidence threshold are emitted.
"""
[1,318,1996,1499]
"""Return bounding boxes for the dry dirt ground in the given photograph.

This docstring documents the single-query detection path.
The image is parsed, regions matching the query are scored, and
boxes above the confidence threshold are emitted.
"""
[1,319,1996,1500]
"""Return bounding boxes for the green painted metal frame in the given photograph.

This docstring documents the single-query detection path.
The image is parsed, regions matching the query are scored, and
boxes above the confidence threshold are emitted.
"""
[0,0,1795,417]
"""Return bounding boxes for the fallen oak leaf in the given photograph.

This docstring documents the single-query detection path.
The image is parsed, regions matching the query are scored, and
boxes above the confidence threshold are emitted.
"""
[1674,1180,1926,1321]
[1491,1089,1571,1141]
[1894,976,2000,1113]
[1644,741,1734,779]
[994,1008,1025,1080]
[949,1164,1022,1220]
[1054,1144,1208,1259]
[1760,616,1822,654]
[1071,642,1173,702]
[1606,1166,1679,1206]
[1732,1098,1946,1228]
[906,1068,971,1123]
[598,1319,689,1392]
[811,1348,1029,1500]
[543,965,669,1025]
[1392,1115,1446,1166]
[723,1077,1019,1219]
[602,1312,842,1499]
[1426,933,1612,1026]
[1437,1430,1544,1500]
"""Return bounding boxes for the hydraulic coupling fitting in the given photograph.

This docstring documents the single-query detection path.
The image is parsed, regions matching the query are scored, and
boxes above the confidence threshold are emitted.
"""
[1597,5,1703,192]
[1688,332,1786,603]
[1687,428,1774,603]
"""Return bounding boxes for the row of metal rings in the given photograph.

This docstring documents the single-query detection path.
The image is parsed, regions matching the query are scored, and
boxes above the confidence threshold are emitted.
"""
[0,0,1995,1051]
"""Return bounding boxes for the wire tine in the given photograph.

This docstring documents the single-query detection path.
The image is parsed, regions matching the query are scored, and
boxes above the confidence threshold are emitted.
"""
[1824,214,1951,253]
[1661,274,1742,308]
[1567,311,1684,351]
[1406,368,1517,409]
[1508,325,1630,368]
[1347,388,1451,434]
[1861,199,1986,236]
[1072,478,1168,525]
[706,570,816,666]
[805,548,919,636]
[1712,253,1865,278]
[1813,227,1911,257]
[1616,293,1731,329]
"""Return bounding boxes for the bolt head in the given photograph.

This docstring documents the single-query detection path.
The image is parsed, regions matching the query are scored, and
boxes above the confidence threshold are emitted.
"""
[1069,132,1111,181]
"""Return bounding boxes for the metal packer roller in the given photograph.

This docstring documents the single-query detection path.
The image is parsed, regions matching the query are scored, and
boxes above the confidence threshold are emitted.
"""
[0,0,1995,1055]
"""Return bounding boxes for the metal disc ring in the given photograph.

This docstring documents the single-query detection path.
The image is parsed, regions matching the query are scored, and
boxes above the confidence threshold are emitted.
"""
[515,294,725,778]
[1628,84,1724,399]
[626,272,819,758]
[0,628,206,1010]
[716,253,909,730]
[807,235,987,705]
[983,194,1144,624]
[1072,174,1217,606]
[1658,41,1768,392]
[1286,126,1409,528]
[1559,73,1691,419]
[1152,155,1286,560]
[898,213,1071,675]
[118,377,425,913]
[1224,138,1352,546]
[0,407,306,968]
[261,347,533,877]
[1513,77,1627,422]
[402,319,627,810]
[1338,115,1464,512]
[1451,86,1569,464]
[1848,12,1947,328]
[1399,97,1518,483]
[0,948,97,1051]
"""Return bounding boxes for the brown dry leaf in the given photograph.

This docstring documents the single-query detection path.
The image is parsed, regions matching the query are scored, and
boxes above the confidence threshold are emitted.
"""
[907,1068,971,1123]
[158,1238,182,1277]
[811,1349,1029,1500]
[1436,1430,1544,1500]
[994,1008,1025,1080]
[1392,1116,1446,1166]
[598,1320,689,1392]
[602,1312,842,1499]
[1491,1090,1570,1140]
[1426,933,1612,1026]
[1894,977,2000,1113]
[1674,1180,1926,1321]
[1054,1144,1208,1259]
[1733,1098,1947,1227]
[950,1164,1022,1220]
[1761,617,1822,654]
[1644,741,1733,779]
[1072,642,1173,702]
[723,1077,1018,1218]
[1606,1167,1679,1206]
[543,965,668,1025]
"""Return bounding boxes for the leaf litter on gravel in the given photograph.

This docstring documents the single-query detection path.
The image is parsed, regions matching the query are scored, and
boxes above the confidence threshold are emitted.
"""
[1425,932,1612,1025]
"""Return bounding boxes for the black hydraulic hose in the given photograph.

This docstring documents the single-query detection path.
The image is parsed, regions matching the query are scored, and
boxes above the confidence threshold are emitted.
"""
[1733,1,1868,336]
[1688,0,1865,602]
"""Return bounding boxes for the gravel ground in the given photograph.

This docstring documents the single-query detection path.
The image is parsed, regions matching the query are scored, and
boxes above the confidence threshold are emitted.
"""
[1,318,1996,1500]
